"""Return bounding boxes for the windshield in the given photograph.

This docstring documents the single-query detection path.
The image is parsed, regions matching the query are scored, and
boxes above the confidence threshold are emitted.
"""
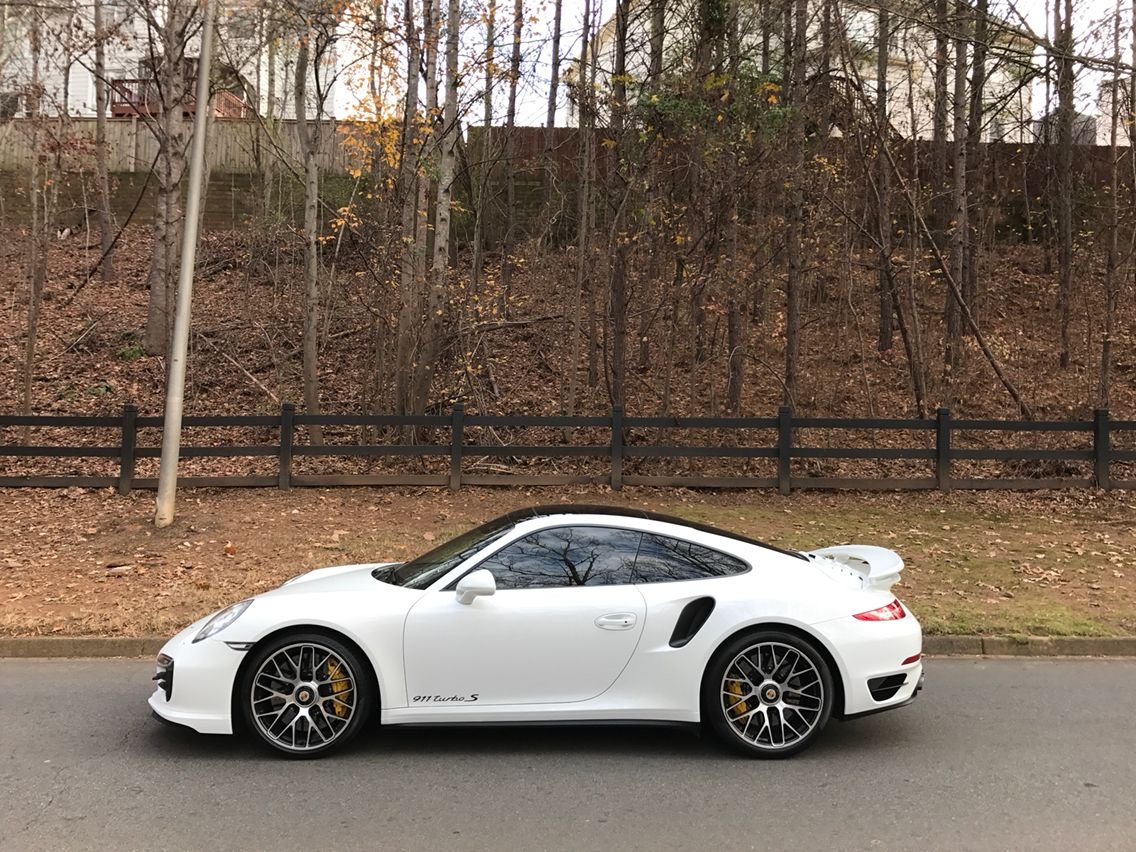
[376,518,515,590]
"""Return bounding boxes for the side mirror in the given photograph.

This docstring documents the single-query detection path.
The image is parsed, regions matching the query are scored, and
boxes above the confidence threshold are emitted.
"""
[455,569,496,605]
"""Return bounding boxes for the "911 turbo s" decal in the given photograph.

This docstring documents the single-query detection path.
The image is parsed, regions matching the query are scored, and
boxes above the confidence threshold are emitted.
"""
[412,693,480,703]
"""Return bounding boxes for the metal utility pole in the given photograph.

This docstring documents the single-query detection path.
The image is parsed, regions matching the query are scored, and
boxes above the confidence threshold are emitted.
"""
[154,0,217,528]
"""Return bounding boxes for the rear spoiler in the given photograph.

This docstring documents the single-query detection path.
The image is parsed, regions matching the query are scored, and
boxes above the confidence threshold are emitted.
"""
[807,545,904,591]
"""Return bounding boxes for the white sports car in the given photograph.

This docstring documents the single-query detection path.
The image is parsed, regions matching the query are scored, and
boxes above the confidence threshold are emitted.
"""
[150,505,924,758]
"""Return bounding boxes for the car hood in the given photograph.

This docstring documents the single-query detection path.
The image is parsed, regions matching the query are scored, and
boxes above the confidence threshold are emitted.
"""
[268,561,404,595]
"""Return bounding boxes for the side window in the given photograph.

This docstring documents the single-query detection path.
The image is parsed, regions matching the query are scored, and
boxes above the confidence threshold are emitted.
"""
[632,533,748,583]
[476,527,643,589]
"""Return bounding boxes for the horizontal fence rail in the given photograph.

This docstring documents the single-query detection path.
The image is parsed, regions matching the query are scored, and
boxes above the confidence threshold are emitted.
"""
[0,404,1129,493]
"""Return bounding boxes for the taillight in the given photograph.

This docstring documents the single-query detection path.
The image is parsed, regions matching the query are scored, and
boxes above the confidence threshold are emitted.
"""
[902,652,922,665]
[853,599,906,621]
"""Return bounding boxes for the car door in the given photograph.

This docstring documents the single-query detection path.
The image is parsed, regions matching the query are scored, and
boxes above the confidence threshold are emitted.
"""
[402,525,647,707]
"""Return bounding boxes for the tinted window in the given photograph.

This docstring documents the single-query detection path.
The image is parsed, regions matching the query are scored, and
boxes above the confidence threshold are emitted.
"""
[384,517,515,589]
[476,526,643,589]
[632,533,748,583]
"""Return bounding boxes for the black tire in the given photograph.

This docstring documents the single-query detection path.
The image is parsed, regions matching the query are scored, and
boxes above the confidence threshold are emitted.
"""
[240,631,376,758]
[703,629,834,759]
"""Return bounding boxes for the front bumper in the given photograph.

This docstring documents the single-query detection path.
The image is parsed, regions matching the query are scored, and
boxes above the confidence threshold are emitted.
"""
[147,618,246,735]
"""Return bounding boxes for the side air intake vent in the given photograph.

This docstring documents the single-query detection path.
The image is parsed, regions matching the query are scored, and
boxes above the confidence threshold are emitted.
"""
[867,674,907,702]
[669,597,716,648]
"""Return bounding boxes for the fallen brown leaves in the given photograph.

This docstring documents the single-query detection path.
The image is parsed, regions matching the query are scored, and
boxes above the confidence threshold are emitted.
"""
[1,485,1134,638]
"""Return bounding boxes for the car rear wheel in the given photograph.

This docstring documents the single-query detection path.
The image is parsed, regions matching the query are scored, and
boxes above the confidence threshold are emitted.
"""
[704,629,834,758]
[240,633,374,758]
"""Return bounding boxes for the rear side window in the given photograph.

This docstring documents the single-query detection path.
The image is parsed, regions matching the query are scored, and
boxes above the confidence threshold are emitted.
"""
[632,533,749,583]
[476,526,643,589]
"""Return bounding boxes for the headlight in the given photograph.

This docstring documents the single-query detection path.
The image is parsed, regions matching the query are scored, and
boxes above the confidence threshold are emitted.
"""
[192,599,253,643]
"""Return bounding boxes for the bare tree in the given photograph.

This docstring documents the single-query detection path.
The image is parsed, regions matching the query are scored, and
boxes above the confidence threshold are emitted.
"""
[1099,0,1122,407]
[141,0,193,356]
[964,0,988,321]
[944,7,968,403]
[607,0,631,409]
[540,0,564,242]
[92,0,115,282]
[411,0,460,413]
[394,0,422,415]
[783,0,807,406]
[876,1,893,353]
[563,0,591,420]
[725,0,745,414]
[499,0,522,315]
[470,0,495,293]
[294,2,338,442]
[932,0,949,242]
[1055,0,1074,369]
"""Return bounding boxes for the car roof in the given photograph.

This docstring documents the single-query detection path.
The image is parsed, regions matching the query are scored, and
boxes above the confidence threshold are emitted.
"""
[500,504,807,561]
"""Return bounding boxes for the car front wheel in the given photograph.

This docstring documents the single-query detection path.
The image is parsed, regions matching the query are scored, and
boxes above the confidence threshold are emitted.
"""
[704,629,834,758]
[240,632,374,757]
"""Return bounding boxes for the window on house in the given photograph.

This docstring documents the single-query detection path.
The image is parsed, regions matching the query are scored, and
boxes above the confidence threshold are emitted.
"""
[0,93,19,121]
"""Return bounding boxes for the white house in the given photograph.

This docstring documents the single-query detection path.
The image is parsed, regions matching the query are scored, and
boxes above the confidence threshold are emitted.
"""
[572,0,1034,143]
[0,0,341,121]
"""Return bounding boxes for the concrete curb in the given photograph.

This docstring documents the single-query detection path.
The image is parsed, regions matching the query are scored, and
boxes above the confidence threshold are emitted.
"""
[1,635,1135,659]
[0,637,167,658]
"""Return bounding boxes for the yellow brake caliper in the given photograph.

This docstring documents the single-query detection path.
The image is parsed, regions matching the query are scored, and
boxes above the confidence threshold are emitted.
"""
[327,660,353,717]
[726,680,748,717]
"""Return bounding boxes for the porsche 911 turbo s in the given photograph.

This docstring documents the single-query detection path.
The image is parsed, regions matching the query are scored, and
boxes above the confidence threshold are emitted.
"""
[149,505,924,758]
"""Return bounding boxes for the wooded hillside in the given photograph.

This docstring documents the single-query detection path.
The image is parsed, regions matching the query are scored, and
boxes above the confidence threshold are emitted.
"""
[3,0,1136,432]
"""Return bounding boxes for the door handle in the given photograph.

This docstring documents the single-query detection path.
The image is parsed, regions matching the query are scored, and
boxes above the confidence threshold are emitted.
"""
[595,612,637,630]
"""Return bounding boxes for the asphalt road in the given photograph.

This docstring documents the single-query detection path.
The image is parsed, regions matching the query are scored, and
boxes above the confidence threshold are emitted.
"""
[0,659,1133,852]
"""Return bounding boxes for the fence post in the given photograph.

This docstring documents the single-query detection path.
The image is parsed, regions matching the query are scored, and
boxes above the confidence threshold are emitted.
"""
[936,407,952,492]
[278,402,294,491]
[777,405,792,496]
[450,403,464,492]
[1094,408,1111,490]
[611,405,624,491]
[118,403,137,496]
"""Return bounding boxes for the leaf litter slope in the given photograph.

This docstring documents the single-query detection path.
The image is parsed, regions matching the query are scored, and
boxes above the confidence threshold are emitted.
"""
[1,486,1133,637]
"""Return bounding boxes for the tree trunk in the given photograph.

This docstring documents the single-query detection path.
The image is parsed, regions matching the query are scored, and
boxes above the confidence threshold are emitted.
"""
[143,1,189,356]
[93,0,115,282]
[965,0,987,323]
[295,20,324,442]
[499,0,523,316]
[21,13,48,430]
[931,0,949,243]
[1056,0,1074,369]
[540,0,563,243]
[876,3,893,352]
[649,0,665,81]
[470,0,494,293]
[783,0,807,406]
[563,0,591,420]
[944,15,968,403]
[416,0,438,286]
[411,0,460,414]
[394,0,422,415]
[1100,0,1122,408]
[586,21,600,389]
[724,0,745,413]
[608,0,629,409]
[264,17,278,217]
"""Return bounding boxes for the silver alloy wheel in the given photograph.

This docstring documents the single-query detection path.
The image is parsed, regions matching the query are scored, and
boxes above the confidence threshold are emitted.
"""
[249,642,357,752]
[720,640,824,751]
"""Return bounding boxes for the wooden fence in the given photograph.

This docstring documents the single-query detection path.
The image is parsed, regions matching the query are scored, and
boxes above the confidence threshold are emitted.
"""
[1,404,1133,494]
[0,117,352,173]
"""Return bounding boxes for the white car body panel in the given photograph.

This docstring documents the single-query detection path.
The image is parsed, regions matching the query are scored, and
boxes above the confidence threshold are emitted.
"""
[404,585,647,706]
[150,509,924,738]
